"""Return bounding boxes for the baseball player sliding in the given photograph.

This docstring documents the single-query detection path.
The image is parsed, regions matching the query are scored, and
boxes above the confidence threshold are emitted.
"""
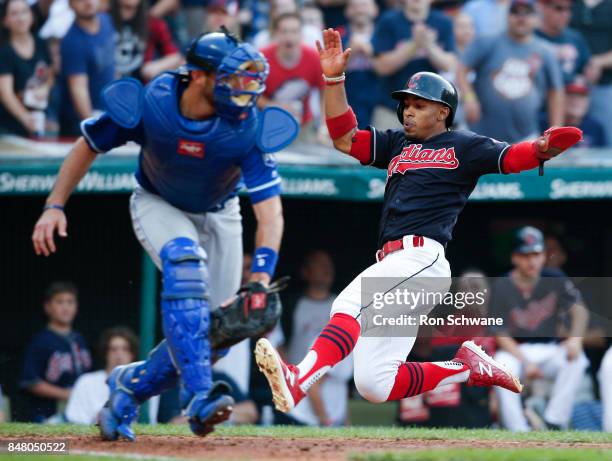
[255,29,583,412]
[32,30,297,440]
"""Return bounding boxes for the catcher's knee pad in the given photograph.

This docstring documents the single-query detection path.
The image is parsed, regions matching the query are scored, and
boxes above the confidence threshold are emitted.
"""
[160,237,212,394]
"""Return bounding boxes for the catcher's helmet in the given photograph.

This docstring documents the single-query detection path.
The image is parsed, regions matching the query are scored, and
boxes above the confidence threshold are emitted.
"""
[513,226,545,254]
[184,29,269,120]
[392,72,458,128]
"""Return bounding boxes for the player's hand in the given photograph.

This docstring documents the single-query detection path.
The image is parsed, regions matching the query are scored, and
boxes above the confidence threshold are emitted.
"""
[562,337,583,361]
[32,208,68,256]
[535,126,583,160]
[464,99,481,124]
[315,28,351,78]
[524,362,543,380]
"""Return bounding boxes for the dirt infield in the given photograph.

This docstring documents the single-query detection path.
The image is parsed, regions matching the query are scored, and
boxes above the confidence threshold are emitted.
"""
[14,435,612,461]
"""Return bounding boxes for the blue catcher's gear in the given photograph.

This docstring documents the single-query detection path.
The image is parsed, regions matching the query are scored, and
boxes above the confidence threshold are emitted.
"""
[160,237,212,395]
[180,382,235,436]
[98,340,233,441]
[98,341,177,441]
[138,73,263,213]
[184,31,269,120]
[257,107,299,153]
[100,78,144,129]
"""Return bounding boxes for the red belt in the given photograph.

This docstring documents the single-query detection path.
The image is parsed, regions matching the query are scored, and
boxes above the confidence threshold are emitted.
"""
[376,235,425,262]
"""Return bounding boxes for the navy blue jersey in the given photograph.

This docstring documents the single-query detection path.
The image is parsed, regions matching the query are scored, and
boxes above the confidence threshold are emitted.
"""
[489,268,583,343]
[360,128,509,247]
[20,329,91,422]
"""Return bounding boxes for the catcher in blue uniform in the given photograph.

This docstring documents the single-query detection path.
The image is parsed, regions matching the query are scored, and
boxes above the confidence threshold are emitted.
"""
[32,30,298,440]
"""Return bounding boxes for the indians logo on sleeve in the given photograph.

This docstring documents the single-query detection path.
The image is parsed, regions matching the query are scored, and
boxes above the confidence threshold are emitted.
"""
[177,139,205,159]
[387,144,459,177]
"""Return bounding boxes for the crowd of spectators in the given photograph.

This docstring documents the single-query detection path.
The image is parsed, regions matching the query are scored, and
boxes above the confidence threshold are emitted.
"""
[0,0,609,145]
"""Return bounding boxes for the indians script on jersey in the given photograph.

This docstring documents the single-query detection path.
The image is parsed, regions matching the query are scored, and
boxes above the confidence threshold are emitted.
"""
[387,144,459,177]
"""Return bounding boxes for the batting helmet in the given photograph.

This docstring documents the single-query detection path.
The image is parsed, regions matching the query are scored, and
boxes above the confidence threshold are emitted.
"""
[391,72,458,128]
[184,29,269,120]
[513,226,545,254]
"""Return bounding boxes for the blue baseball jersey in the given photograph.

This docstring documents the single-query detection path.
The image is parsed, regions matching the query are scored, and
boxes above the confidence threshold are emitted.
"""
[360,128,510,247]
[81,73,281,213]
[20,328,91,422]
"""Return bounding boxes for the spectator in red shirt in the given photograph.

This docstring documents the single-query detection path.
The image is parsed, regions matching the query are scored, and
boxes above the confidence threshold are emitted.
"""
[111,0,182,82]
[258,12,324,143]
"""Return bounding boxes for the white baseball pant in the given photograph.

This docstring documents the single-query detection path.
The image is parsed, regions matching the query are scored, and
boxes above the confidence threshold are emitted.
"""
[495,342,589,431]
[599,346,612,432]
[329,235,451,403]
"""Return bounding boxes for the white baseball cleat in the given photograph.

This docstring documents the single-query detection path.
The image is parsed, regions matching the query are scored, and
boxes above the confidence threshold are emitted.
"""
[454,340,523,393]
[254,338,305,413]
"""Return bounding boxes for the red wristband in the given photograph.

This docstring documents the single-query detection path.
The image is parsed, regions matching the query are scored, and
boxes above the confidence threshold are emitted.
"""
[326,107,357,140]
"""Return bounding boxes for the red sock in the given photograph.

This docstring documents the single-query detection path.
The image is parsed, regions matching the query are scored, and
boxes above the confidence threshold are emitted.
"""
[297,313,360,389]
[387,361,469,401]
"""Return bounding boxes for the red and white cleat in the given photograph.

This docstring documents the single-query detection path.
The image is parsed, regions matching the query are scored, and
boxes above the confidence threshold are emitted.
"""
[255,338,305,412]
[454,340,523,393]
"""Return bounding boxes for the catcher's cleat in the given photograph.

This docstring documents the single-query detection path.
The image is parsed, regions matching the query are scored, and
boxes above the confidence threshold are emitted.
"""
[454,340,523,393]
[254,338,305,413]
[184,381,235,437]
[98,364,140,442]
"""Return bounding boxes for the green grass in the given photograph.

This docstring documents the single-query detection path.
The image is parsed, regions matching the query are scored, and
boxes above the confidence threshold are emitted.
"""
[351,448,612,461]
[1,423,611,444]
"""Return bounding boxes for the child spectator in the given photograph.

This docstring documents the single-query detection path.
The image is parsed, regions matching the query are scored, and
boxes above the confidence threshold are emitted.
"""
[59,0,115,136]
[371,0,456,130]
[20,282,91,423]
[0,0,53,137]
[65,327,138,424]
[111,0,182,81]
[341,0,380,128]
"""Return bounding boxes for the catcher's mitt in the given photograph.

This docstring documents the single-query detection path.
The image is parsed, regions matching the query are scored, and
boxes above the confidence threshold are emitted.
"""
[209,277,289,349]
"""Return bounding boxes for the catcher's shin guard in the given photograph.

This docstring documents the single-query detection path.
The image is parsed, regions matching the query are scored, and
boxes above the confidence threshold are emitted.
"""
[160,238,212,395]
[161,237,230,434]
[98,340,178,441]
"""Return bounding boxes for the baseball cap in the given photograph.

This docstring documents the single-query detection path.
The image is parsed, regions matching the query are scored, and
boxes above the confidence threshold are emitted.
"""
[566,77,590,96]
[513,226,545,254]
[510,0,536,12]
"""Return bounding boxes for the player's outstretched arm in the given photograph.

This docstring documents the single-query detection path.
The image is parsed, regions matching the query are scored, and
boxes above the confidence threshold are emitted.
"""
[32,137,97,256]
[316,28,355,154]
[502,126,582,175]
